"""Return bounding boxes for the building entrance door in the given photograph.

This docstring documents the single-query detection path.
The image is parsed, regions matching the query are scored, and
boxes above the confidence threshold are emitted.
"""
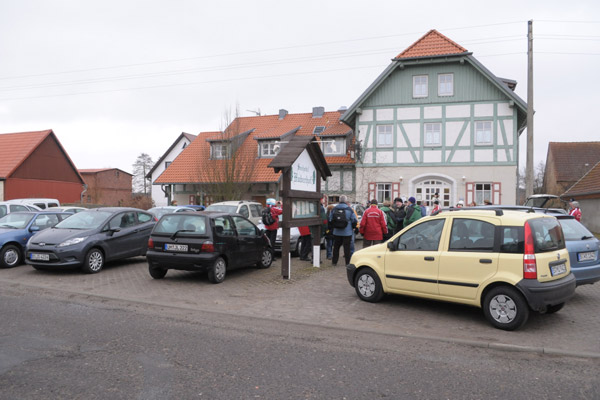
[415,179,451,207]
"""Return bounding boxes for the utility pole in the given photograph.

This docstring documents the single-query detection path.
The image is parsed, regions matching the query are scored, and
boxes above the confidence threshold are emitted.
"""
[526,20,534,197]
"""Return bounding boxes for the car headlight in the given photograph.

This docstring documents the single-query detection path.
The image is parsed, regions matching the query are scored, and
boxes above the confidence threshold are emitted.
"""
[57,237,88,247]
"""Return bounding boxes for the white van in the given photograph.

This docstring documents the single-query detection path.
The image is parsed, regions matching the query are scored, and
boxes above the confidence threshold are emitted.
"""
[6,198,61,210]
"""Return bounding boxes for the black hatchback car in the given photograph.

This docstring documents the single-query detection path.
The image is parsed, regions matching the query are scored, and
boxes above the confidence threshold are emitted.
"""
[146,211,273,283]
[25,207,156,273]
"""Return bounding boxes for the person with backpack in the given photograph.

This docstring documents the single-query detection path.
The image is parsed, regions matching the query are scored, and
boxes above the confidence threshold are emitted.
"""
[379,200,396,241]
[359,199,388,248]
[403,196,422,228]
[263,198,282,256]
[328,195,358,267]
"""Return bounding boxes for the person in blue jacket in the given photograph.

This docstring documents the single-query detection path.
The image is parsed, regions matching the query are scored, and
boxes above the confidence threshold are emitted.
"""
[328,195,358,266]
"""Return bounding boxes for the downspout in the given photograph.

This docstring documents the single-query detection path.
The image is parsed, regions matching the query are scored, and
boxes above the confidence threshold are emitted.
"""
[80,184,88,204]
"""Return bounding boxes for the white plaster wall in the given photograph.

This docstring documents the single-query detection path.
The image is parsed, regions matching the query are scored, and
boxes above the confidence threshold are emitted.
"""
[150,137,192,206]
[423,150,442,163]
[404,123,420,147]
[424,106,442,119]
[446,121,463,146]
[396,124,407,147]
[396,151,413,163]
[376,108,394,121]
[363,152,373,164]
[452,150,471,163]
[459,123,471,146]
[376,151,394,163]
[497,102,513,116]
[343,171,353,192]
[474,103,494,117]
[502,120,514,145]
[357,125,369,143]
[497,150,508,163]
[397,107,420,120]
[474,149,494,162]
[446,105,470,118]
[329,170,341,191]
[358,109,373,122]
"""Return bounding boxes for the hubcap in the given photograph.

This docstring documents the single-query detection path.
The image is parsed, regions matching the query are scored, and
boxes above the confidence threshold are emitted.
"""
[357,274,376,298]
[4,249,19,266]
[489,294,517,323]
[215,260,226,280]
[262,250,272,265]
[89,252,103,271]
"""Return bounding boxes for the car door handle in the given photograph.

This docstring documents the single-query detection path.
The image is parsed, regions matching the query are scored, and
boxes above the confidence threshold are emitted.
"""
[480,259,493,264]
[424,256,435,261]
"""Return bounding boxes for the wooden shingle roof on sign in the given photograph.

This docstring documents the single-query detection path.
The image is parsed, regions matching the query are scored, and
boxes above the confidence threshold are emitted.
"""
[268,135,331,179]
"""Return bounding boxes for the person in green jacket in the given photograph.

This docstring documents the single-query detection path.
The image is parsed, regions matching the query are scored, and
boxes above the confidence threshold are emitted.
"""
[403,196,422,228]
[379,200,396,240]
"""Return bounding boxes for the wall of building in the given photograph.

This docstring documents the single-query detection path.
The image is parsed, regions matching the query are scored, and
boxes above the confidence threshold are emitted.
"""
[151,137,194,207]
[5,178,83,203]
[579,199,600,233]
[82,170,132,206]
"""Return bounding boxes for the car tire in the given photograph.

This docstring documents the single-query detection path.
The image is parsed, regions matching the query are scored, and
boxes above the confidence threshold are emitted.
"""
[149,265,167,279]
[257,248,273,269]
[545,302,565,314]
[354,267,384,303]
[483,286,529,331]
[81,248,104,274]
[208,257,226,283]
[0,245,22,268]
[292,241,300,257]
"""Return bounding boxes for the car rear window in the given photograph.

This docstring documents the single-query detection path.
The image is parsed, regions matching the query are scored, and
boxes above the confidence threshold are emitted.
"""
[527,217,565,252]
[154,214,207,235]
[558,218,594,241]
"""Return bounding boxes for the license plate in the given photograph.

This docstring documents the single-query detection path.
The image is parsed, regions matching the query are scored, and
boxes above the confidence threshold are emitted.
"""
[165,243,188,252]
[578,251,597,262]
[30,253,50,261]
[550,262,567,276]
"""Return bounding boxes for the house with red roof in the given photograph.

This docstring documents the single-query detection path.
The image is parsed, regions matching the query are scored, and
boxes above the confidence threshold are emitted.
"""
[0,130,85,203]
[79,168,133,206]
[154,107,354,205]
[561,160,600,233]
[340,29,528,206]
[543,142,600,196]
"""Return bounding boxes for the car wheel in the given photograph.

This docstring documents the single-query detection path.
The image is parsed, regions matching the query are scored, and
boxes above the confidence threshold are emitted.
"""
[149,265,167,279]
[82,248,104,274]
[0,245,22,268]
[354,267,384,303]
[545,302,565,314]
[257,248,273,269]
[208,257,226,283]
[292,241,300,257]
[483,286,529,331]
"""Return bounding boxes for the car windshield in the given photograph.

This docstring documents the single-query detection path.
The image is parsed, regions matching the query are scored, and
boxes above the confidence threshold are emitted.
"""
[559,218,595,241]
[54,210,112,230]
[205,204,237,213]
[0,213,34,229]
[527,217,566,252]
[0,205,6,218]
[154,214,207,235]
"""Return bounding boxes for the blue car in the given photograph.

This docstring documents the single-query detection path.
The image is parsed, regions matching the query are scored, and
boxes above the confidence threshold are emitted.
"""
[0,211,71,268]
[555,214,600,286]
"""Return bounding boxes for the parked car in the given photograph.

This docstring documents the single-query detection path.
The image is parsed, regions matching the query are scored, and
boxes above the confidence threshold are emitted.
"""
[181,205,205,211]
[523,194,567,214]
[146,211,273,283]
[205,201,263,225]
[25,207,155,273]
[256,222,302,256]
[46,206,87,214]
[346,208,576,331]
[148,206,197,219]
[7,198,60,210]
[0,211,71,268]
[0,201,41,218]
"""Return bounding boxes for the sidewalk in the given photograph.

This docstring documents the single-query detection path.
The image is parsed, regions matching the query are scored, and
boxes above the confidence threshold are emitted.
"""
[1,250,599,358]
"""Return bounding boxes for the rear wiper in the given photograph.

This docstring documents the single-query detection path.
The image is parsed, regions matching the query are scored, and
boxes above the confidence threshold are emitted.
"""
[581,235,594,240]
[170,229,194,240]
[0,224,18,229]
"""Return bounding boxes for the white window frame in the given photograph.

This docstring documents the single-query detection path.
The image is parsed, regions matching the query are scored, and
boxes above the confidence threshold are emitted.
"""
[413,75,428,98]
[424,123,441,146]
[260,141,280,157]
[376,125,393,148]
[323,137,344,155]
[212,143,228,159]
[475,121,493,145]
[474,183,492,205]
[376,183,392,203]
[438,73,454,96]
[313,126,325,135]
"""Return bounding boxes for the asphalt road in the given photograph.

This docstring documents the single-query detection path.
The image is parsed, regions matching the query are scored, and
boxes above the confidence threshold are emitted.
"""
[1,286,599,400]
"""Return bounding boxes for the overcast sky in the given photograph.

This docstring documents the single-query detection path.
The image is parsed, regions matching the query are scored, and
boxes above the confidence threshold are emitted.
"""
[1,1,598,174]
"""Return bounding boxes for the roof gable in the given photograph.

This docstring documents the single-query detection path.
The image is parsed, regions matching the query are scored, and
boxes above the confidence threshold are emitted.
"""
[547,142,600,183]
[562,160,600,197]
[395,29,468,60]
[146,132,197,178]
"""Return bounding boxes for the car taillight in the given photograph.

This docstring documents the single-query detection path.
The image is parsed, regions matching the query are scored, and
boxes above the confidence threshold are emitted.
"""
[523,221,537,279]
[201,241,214,253]
[148,238,154,249]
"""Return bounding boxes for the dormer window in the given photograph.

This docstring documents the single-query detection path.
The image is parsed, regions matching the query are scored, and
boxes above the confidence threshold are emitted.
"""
[313,126,325,135]
[260,141,280,157]
[211,143,229,159]
[323,137,344,155]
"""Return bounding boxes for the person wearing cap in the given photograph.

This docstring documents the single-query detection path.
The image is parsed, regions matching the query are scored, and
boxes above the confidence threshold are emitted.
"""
[456,200,464,208]
[264,198,282,257]
[392,197,406,234]
[359,199,388,248]
[403,197,422,228]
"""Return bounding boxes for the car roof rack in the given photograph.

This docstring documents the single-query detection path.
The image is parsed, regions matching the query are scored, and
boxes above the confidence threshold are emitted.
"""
[433,207,504,217]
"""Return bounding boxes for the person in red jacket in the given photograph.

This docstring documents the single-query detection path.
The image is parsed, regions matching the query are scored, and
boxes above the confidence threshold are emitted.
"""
[359,199,388,248]
[298,225,312,261]
[569,200,582,222]
[264,198,283,257]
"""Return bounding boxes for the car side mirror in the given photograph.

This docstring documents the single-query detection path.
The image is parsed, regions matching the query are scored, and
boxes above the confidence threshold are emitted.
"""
[30,225,41,232]
[107,227,121,236]
[387,241,397,251]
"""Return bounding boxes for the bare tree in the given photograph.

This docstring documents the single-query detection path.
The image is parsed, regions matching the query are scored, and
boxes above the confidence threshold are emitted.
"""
[518,161,545,195]
[132,153,154,195]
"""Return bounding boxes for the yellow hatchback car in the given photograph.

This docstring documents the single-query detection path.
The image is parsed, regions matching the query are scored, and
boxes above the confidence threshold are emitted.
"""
[346,209,576,330]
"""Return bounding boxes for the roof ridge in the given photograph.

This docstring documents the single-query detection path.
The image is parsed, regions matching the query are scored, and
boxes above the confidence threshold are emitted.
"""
[395,29,468,59]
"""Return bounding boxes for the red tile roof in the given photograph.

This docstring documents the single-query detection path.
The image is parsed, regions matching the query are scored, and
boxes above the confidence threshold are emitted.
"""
[395,29,468,59]
[563,160,600,197]
[547,142,600,182]
[79,168,132,176]
[0,130,53,178]
[155,110,353,185]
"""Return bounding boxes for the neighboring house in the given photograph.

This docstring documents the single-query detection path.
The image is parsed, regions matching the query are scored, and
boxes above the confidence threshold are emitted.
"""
[543,142,600,196]
[145,132,196,207]
[79,168,133,206]
[340,29,527,206]
[561,160,600,233]
[0,130,85,203]
[153,107,354,205]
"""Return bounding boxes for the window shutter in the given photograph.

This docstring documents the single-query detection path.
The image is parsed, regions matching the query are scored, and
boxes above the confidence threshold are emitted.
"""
[392,183,400,200]
[368,182,376,202]
[466,182,474,205]
[493,182,501,204]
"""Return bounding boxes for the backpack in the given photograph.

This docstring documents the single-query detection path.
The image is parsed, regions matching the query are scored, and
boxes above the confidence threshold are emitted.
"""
[331,208,349,229]
[262,207,275,226]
